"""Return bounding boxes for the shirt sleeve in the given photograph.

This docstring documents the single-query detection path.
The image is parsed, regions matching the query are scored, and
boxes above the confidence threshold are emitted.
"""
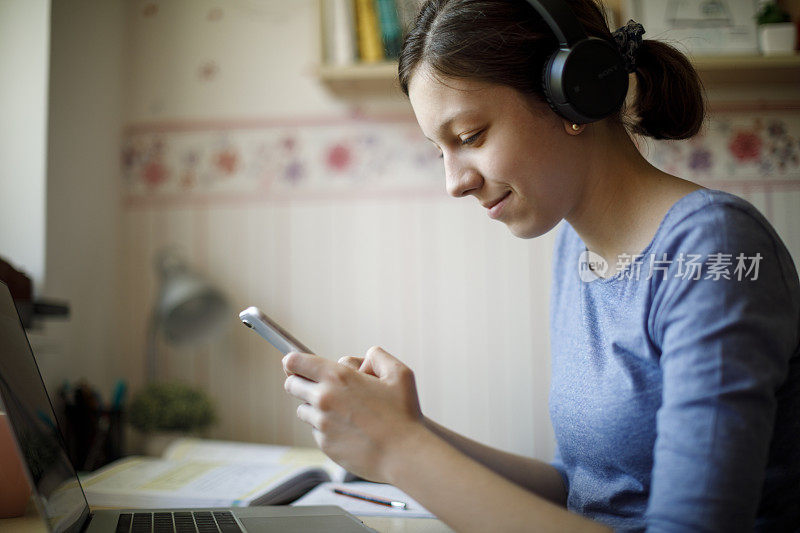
[645,204,800,532]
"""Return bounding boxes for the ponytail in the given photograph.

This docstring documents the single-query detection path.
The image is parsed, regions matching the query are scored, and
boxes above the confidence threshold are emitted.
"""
[629,39,706,140]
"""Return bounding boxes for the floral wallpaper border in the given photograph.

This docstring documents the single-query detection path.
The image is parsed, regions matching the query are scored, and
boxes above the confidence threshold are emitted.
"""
[122,115,444,206]
[122,106,800,207]
[642,110,800,182]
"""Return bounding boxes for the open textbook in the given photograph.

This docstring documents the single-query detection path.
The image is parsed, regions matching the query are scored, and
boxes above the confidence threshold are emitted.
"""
[80,438,357,508]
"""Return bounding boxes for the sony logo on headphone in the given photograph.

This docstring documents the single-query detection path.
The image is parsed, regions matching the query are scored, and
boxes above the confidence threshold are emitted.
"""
[597,64,619,80]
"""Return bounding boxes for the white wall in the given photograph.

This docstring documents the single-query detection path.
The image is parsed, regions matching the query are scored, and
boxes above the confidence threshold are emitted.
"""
[113,0,800,462]
[0,0,50,287]
[40,0,126,394]
[116,0,557,459]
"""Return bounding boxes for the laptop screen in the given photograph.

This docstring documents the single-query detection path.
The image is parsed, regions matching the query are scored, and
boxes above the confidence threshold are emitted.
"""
[0,282,89,533]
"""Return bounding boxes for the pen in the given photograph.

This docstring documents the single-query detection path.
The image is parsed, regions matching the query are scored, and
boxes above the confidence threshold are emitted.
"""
[332,487,407,510]
[111,379,127,411]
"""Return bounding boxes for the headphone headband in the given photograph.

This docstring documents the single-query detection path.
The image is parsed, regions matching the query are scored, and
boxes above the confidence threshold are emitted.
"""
[525,0,586,47]
[525,0,629,124]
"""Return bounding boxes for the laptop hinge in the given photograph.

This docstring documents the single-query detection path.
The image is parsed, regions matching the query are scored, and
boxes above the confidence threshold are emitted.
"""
[80,512,94,532]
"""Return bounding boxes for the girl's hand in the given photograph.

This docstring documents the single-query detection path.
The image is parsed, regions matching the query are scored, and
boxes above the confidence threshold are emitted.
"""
[282,346,424,483]
[337,354,385,377]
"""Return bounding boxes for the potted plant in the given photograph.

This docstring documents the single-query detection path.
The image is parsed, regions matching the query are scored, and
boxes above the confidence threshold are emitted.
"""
[756,2,797,55]
[128,382,216,456]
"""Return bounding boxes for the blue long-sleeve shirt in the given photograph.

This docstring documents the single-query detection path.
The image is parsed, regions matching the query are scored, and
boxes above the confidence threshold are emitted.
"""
[549,188,800,532]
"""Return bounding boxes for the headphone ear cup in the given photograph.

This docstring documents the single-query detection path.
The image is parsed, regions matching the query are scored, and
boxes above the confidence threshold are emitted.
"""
[540,48,585,124]
[541,52,560,117]
[541,38,628,125]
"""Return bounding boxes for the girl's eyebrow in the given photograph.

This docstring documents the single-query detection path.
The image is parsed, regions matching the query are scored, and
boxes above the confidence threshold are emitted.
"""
[425,111,480,142]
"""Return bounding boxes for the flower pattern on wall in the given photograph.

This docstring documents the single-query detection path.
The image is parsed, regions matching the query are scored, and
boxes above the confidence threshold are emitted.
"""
[122,110,800,203]
[326,143,352,172]
[729,131,762,162]
[122,118,443,201]
[214,148,239,175]
[639,111,800,183]
[198,61,219,82]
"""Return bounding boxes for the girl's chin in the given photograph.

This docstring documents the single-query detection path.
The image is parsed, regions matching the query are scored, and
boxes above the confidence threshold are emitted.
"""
[507,216,558,239]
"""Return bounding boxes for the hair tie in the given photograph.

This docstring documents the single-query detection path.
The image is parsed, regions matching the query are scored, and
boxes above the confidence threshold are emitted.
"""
[612,20,645,73]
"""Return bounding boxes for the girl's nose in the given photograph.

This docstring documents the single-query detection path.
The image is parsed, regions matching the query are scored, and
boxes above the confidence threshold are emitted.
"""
[444,154,482,198]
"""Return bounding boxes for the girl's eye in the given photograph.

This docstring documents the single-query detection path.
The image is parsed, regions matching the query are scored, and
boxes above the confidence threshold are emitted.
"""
[460,130,483,146]
[436,129,484,159]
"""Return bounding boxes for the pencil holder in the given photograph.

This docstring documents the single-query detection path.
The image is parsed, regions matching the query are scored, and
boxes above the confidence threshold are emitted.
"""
[62,403,124,471]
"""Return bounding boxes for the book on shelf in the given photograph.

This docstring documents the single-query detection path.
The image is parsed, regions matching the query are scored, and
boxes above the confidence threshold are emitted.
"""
[354,0,386,62]
[322,0,358,65]
[320,0,422,68]
[375,0,403,59]
[395,0,421,36]
[79,438,356,508]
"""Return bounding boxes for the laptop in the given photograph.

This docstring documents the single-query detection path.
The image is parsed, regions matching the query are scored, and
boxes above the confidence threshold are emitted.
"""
[0,281,376,532]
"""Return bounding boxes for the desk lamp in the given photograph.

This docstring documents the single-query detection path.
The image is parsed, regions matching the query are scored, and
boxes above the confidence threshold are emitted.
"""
[146,248,230,383]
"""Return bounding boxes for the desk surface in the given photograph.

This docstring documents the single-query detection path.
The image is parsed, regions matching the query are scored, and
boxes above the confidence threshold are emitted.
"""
[0,504,455,533]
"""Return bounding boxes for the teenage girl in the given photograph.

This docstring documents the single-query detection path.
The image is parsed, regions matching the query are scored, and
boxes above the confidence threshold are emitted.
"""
[282,1,800,530]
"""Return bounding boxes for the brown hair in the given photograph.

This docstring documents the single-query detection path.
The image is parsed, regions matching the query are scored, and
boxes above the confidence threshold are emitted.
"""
[398,0,705,140]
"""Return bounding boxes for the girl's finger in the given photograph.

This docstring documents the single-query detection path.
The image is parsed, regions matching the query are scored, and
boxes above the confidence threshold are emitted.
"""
[296,402,322,430]
[360,346,406,378]
[337,356,364,370]
[284,374,320,404]
[283,352,333,382]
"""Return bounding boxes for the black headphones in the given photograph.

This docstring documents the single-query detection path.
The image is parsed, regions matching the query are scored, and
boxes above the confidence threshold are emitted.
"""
[525,0,629,124]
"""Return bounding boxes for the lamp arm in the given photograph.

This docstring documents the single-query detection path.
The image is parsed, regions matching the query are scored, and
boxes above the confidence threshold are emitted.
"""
[145,313,159,383]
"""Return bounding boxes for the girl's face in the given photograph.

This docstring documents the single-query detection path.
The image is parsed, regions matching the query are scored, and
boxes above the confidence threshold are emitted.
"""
[408,68,586,239]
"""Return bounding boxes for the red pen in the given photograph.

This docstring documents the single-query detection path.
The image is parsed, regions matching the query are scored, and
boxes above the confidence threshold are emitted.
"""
[332,487,407,510]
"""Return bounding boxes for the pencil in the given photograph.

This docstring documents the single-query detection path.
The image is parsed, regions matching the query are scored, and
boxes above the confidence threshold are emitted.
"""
[332,487,407,510]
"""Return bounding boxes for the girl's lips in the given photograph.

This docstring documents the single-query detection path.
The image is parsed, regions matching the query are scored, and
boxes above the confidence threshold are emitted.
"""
[488,192,511,219]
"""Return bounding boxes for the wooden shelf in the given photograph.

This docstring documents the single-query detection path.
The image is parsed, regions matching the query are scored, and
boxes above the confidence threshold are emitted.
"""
[692,53,800,69]
[318,61,399,81]
[316,61,403,98]
[692,53,800,85]
[318,53,800,88]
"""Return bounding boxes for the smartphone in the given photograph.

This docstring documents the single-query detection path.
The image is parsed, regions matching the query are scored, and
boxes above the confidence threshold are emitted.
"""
[238,306,312,355]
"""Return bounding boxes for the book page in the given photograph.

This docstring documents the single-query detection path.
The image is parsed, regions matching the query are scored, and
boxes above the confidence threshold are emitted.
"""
[163,438,320,464]
[80,456,328,508]
[163,438,354,482]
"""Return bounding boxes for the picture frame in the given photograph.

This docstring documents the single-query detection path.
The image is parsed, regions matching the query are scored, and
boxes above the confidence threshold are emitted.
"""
[622,0,760,55]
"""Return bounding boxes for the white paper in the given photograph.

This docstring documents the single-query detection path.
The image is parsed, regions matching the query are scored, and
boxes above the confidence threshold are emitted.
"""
[292,481,435,519]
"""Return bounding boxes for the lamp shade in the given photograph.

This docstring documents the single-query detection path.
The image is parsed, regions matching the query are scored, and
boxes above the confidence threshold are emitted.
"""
[155,272,229,346]
[146,249,230,382]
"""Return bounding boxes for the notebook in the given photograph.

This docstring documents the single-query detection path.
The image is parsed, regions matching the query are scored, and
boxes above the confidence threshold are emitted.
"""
[0,280,375,533]
[79,438,353,508]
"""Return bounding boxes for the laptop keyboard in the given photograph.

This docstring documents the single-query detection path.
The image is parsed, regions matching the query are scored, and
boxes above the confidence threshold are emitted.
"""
[116,511,243,533]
